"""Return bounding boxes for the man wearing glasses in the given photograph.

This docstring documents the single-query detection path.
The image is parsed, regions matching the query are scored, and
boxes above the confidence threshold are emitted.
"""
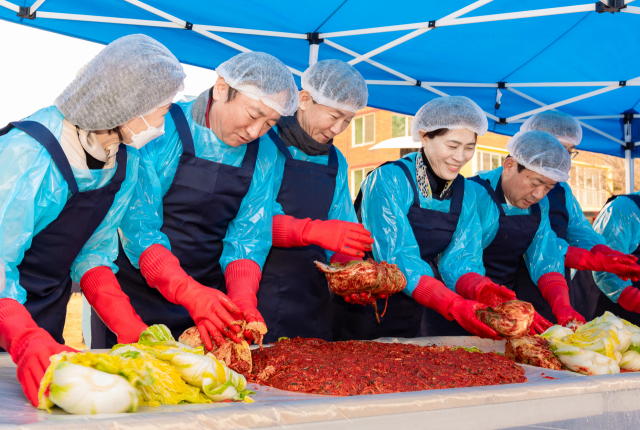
[516,111,640,321]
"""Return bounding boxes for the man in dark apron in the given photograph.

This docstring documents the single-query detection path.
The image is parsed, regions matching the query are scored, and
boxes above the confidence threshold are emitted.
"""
[334,96,501,341]
[517,111,640,321]
[465,130,585,328]
[0,34,185,406]
[92,52,300,350]
[587,194,640,325]
[253,60,374,343]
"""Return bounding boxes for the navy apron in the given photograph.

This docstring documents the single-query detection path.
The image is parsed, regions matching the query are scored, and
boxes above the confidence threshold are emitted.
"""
[257,130,339,343]
[332,159,464,340]
[0,121,126,345]
[469,176,554,321]
[573,194,640,325]
[94,103,259,347]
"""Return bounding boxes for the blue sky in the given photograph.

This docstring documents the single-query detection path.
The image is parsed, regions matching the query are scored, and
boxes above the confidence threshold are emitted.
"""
[0,20,217,125]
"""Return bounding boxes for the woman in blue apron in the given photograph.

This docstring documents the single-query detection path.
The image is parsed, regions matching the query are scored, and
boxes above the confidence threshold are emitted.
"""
[92,52,299,350]
[252,60,373,343]
[576,194,640,325]
[516,111,640,321]
[333,96,507,341]
[465,130,585,329]
[0,34,185,406]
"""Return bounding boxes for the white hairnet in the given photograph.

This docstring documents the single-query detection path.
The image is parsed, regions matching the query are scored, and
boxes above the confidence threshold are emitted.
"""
[216,52,298,117]
[411,96,488,142]
[301,60,368,113]
[55,34,185,131]
[506,130,571,182]
[520,111,583,147]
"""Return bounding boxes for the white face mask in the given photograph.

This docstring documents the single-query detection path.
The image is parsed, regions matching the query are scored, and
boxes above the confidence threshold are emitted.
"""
[126,116,165,149]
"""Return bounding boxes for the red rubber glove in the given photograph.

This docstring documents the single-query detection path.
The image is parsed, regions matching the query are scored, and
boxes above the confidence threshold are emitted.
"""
[565,245,640,282]
[455,272,516,307]
[272,215,374,257]
[455,272,550,334]
[618,286,640,314]
[225,259,264,340]
[412,276,500,339]
[529,312,553,335]
[139,244,241,350]
[0,299,77,406]
[538,272,586,327]
[80,266,148,344]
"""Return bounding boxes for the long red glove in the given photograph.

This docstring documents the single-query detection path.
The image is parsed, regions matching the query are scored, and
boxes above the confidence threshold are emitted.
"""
[225,259,264,340]
[455,272,551,334]
[80,266,148,344]
[565,245,640,282]
[139,244,241,350]
[618,286,640,314]
[0,299,77,406]
[538,272,586,327]
[455,272,516,307]
[412,276,500,339]
[272,214,374,257]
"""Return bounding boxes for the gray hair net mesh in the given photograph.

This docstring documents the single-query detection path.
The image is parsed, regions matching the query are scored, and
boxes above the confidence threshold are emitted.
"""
[216,52,299,117]
[301,60,368,113]
[55,34,186,131]
[520,111,583,147]
[411,96,488,142]
[506,130,571,182]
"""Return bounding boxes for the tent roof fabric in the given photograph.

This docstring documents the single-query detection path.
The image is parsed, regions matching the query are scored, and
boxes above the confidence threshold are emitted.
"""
[1,0,639,157]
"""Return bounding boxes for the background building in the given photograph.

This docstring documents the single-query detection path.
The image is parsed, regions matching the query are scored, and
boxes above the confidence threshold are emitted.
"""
[334,108,625,220]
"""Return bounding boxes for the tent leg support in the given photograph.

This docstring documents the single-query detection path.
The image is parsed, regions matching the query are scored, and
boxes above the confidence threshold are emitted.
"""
[626,148,634,194]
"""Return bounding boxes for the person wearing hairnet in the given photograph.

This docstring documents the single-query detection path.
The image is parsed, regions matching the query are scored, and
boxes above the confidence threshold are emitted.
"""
[518,111,640,322]
[334,96,505,340]
[587,193,640,325]
[0,34,186,406]
[465,130,585,328]
[250,60,373,342]
[91,52,299,349]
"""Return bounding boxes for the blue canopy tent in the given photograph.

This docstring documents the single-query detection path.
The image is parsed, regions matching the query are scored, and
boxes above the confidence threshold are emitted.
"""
[1,0,639,190]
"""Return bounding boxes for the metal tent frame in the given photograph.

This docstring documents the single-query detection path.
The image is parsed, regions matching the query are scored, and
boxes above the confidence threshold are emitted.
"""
[1,0,639,191]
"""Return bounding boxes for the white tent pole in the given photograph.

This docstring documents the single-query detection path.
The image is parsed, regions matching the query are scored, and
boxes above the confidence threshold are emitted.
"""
[441,4,595,26]
[309,44,319,66]
[123,0,186,27]
[347,0,494,66]
[194,25,305,39]
[32,12,180,27]
[507,87,625,145]
[506,85,623,123]
[622,5,640,14]
[0,0,19,12]
[625,120,635,193]
[29,0,46,13]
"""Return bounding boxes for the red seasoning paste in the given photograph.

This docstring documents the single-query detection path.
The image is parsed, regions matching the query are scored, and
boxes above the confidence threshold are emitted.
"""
[247,338,526,396]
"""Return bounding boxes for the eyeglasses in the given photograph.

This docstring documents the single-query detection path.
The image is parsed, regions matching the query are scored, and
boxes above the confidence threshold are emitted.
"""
[569,150,579,159]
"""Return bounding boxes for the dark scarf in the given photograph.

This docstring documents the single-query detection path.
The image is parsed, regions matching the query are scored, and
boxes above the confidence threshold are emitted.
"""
[421,148,450,198]
[276,114,333,156]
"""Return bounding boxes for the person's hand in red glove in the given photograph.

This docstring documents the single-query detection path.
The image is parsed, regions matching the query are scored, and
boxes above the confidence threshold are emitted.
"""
[455,273,516,307]
[272,215,374,258]
[412,275,500,339]
[80,266,148,344]
[538,272,586,327]
[139,244,242,350]
[529,312,553,335]
[618,285,640,314]
[0,299,77,406]
[225,259,265,340]
[565,245,640,282]
[455,273,550,334]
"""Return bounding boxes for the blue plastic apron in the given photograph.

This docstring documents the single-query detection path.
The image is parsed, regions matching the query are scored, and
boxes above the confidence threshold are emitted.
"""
[95,103,259,347]
[258,129,338,343]
[332,160,464,340]
[0,121,126,344]
[469,176,554,321]
[573,194,640,325]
